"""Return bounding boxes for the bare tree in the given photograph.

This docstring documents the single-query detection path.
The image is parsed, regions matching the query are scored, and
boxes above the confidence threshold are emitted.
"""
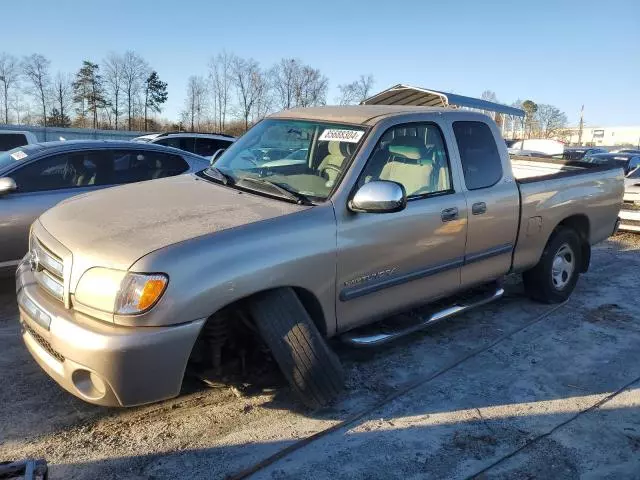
[182,75,208,131]
[51,72,73,127]
[122,51,149,130]
[0,53,20,123]
[103,53,124,130]
[337,74,375,105]
[209,51,234,131]
[535,104,568,139]
[271,58,328,109]
[22,54,51,126]
[271,58,298,109]
[232,57,270,130]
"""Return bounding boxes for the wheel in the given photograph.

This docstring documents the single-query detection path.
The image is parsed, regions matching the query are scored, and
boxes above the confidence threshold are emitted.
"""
[523,227,581,304]
[248,288,344,408]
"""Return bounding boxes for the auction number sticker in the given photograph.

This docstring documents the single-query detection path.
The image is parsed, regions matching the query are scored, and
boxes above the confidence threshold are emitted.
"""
[319,129,365,143]
[10,150,28,161]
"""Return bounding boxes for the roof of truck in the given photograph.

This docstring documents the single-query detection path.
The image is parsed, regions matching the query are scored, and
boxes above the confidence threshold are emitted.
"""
[269,105,455,126]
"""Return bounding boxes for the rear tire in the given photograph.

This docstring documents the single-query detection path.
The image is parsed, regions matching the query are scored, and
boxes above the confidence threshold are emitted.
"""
[248,288,344,408]
[523,227,581,304]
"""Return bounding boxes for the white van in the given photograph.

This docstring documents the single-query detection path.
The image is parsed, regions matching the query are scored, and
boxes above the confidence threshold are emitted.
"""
[508,139,564,157]
[0,131,38,153]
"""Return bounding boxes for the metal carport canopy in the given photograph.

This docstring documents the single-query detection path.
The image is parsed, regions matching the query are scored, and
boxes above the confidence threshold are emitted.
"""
[362,84,525,118]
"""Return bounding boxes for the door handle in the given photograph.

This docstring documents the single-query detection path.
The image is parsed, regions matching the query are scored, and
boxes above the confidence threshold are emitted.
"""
[441,207,459,222]
[472,202,487,215]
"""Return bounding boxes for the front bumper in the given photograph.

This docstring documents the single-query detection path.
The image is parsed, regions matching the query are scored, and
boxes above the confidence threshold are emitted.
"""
[16,261,205,407]
[619,207,640,233]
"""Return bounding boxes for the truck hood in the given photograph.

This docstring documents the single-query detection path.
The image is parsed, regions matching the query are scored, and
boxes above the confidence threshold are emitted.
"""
[39,174,308,270]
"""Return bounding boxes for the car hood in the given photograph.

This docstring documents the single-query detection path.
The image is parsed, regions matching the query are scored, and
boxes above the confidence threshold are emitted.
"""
[39,174,308,270]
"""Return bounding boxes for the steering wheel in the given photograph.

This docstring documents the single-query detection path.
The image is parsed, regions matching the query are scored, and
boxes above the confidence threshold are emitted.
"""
[239,151,260,167]
[320,164,342,180]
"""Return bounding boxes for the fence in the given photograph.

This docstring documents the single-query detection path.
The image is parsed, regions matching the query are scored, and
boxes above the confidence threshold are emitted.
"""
[0,124,148,142]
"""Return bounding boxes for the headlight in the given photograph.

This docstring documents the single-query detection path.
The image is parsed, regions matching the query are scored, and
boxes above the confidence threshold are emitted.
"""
[75,268,168,315]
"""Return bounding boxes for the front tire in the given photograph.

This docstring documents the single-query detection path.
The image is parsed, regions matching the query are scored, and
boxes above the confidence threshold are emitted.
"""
[248,288,344,408]
[523,227,581,304]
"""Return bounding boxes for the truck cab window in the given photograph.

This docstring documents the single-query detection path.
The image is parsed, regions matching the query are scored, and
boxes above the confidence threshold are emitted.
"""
[359,123,452,197]
[453,121,503,190]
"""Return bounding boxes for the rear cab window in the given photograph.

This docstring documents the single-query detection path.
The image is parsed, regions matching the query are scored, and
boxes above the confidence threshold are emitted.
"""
[453,121,503,190]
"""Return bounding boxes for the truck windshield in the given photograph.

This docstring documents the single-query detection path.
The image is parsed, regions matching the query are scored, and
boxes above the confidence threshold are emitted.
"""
[203,119,366,202]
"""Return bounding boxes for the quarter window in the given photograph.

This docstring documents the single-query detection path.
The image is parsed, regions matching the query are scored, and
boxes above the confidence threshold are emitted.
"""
[453,121,503,190]
[0,133,29,151]
[194,138,232,157]
[359,123,453,197]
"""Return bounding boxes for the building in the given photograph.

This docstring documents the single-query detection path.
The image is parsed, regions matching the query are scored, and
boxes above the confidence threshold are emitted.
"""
[564,125,640,147]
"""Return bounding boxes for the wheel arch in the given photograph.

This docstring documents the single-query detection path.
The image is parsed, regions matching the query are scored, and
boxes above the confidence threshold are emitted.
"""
[555,214,591,273]
[198,286,329,337]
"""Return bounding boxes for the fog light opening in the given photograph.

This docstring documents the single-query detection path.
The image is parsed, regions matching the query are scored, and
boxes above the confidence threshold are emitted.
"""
[72,369,107,400]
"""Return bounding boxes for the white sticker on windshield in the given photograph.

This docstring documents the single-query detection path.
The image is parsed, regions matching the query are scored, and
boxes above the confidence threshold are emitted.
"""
[10,150,27,161]
[319,129,364,143]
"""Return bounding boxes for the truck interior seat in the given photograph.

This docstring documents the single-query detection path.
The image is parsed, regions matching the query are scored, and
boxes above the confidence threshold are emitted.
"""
[379,146,434,195]
[318,141,346,186]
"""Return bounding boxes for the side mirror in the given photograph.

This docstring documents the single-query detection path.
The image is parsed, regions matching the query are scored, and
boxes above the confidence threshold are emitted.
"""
[210,148,227,165]
[349,181,407,214]
[0,177,17,197]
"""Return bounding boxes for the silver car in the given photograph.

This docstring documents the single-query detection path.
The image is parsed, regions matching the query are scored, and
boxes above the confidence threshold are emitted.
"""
[0,140,209,275]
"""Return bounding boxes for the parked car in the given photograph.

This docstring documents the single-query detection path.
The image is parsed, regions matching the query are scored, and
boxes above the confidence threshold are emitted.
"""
[563,147,608,160]
[587,153,640,232]
[131,133,163,143]
[16,106,622,408]
[139,132,236,159]
[0,130,37,152]
[0,140,209,275]
[610,148,640,155]
[582,152,640,172]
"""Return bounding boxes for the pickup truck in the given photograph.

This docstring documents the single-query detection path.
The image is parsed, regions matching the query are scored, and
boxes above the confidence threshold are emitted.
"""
[15,106,623,409]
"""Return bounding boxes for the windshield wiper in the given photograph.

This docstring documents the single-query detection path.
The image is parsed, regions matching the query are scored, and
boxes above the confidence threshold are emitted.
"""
[205,166,235,185]
[237,177,313,205]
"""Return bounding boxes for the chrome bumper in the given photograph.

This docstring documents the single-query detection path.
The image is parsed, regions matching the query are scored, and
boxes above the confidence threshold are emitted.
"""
[16,260,205,407]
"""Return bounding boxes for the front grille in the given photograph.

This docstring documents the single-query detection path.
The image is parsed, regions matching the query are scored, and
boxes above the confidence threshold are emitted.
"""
[31,235,65,303]
[23,322,65,363]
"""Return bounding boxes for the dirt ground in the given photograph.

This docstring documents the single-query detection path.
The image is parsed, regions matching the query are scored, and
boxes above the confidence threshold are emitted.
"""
[1,234,640,479]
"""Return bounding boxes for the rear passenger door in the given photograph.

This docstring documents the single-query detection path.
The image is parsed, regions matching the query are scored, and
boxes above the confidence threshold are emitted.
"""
[336,122,468,332]
[107,150,189,183]
[451,121,520,287]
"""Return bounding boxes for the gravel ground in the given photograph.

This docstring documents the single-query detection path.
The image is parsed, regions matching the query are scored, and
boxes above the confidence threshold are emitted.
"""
[1,233,640,479]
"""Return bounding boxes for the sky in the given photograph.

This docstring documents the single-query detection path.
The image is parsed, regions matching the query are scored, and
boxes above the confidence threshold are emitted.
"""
[4,0,639,127]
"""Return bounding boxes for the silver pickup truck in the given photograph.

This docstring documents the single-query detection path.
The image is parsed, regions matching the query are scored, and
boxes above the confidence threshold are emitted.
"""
[15,106,623,408]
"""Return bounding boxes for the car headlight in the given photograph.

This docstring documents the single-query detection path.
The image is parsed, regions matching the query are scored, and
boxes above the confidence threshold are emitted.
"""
[75,268,168,315]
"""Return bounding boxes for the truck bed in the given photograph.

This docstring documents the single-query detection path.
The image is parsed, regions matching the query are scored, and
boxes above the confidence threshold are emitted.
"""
[511,155,607,182]
[509,155,624,273]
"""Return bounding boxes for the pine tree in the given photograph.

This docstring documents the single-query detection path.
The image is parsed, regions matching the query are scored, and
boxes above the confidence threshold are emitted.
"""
[144,71,168,132]
[73,61,106,129]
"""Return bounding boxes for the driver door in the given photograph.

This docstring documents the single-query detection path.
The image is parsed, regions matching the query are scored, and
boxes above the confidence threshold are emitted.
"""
[335,121,468,332]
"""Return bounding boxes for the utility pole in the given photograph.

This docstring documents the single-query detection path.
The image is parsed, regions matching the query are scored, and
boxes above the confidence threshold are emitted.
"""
[577,104,584,146]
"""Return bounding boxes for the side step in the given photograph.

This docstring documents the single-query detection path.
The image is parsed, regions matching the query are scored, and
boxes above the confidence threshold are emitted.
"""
[340,283,505,347]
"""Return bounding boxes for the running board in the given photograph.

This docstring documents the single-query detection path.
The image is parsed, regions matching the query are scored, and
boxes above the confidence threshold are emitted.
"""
[340,285,505,347]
